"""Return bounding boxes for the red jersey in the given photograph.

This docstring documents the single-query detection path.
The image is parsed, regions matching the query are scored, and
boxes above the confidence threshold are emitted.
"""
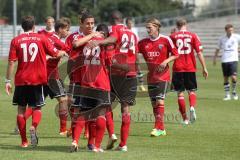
[65,30,83,83]
[138,34,178,83]
[109,24,138,76]
[170,30,202,72]
[47,33,70,79]
[38,29,54,37]
[72,36,111,91]
[8,32,59,86]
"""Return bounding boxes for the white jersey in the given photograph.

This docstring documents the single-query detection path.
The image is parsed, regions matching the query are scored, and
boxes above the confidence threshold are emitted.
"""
[217,33,240,63]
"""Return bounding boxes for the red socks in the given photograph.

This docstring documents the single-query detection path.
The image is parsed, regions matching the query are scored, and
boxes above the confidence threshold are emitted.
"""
[189,92,196,107]
[17,114,27,143]
[59,109,67,132]
[120,113,131,147]
[24,107,33,120]
[153,105,165,130]
[72,115,85,144]
[105,110,114,137]
[178,96,187,120]
[88,120,96,145]
[95,116,106,148]
[32,108,42,129]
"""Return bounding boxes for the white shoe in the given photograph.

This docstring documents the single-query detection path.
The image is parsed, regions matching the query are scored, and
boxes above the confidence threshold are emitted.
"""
[223,95,231,101]
[106,134,118,150]
[29,126,38,147]
[181,119,190,125]
[93,147,104,153]
[70,140,79,152]
[115,145,127,152]
[189,107,196,123]
[233,94,238,100]
[13,126,19,135]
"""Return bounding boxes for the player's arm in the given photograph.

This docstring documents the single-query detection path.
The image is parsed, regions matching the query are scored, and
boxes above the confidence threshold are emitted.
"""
[73,32,101,48]
[197,52,208,79]
[87,36,117,49]
[5,60,15,95]
[5,39,17,95]
[158,38,179,72]
[158,55,178,72]
[43,36,68,58]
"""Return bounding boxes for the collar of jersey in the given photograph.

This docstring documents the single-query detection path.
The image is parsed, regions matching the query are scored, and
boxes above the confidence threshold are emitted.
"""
[150,34,161,41]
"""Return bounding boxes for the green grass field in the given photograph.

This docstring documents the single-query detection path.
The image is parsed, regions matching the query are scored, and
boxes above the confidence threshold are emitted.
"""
[0,59,240,160]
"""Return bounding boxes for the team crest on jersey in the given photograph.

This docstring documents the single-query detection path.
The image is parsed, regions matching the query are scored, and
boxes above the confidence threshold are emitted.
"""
[159,44,163,50]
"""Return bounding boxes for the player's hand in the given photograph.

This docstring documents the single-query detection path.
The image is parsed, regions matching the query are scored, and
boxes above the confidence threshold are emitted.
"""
[5,82,12,95]
[92,31,102,38]
[87,40,100,49]
[158,61,167,72]
[58,51,68,58]
[203,68,208,79]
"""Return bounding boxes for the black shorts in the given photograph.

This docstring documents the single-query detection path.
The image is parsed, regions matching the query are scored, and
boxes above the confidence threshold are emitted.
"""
[110,75,137,106]
[171,72,197,92]
[13,85,45,107]
[148,82,168,102]
[72,84,111,111]
[44,79,66,99]
[222,61,238,77]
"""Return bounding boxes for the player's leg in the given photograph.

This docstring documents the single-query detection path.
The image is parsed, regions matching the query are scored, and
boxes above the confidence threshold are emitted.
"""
[230,61,238,100]
[178,92,189,124]
[148,82,168,136]
[222,62,231,100]
[57,96,68,135]
[70,107,85,152]
[185,72,198,123]
[105,91,117,150]
[29,85,46,147]
[17,105,28,147]
[116,103,130,152]
[87,119,96,150]
[83,121,89,139]
[172,72,189,124]
[113,76,137,151]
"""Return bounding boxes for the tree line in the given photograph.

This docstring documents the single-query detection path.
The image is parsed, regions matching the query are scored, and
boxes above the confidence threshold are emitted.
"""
[0,0,184,25]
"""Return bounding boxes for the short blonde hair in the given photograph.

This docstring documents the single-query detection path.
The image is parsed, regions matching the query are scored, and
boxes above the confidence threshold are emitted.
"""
[146,17,161,31]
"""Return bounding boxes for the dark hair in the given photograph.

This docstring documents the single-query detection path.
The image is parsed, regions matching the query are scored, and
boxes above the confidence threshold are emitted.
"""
[96,23,109,38]
[225,24,233,30]
[55,19,69,32]
[126,17,133,23]
[110,10,123,24]
[176,18,187,28]
[21,16,35,31]
[81,13,94,23]
[60,17,71,29]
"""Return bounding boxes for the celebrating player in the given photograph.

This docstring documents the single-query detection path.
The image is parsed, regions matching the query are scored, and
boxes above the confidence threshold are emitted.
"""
[68,13,109,153]
[170,18,208,124]
[88,10,138,152]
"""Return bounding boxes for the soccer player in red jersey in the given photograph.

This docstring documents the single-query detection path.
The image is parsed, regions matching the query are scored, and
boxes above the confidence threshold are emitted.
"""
[5,16,67,148]
[170,18,208,124]
[38,16,55,37]
[88,10,138,152]
[44,18,71,135]
[68,13,109,153]
[138,18,179,137]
